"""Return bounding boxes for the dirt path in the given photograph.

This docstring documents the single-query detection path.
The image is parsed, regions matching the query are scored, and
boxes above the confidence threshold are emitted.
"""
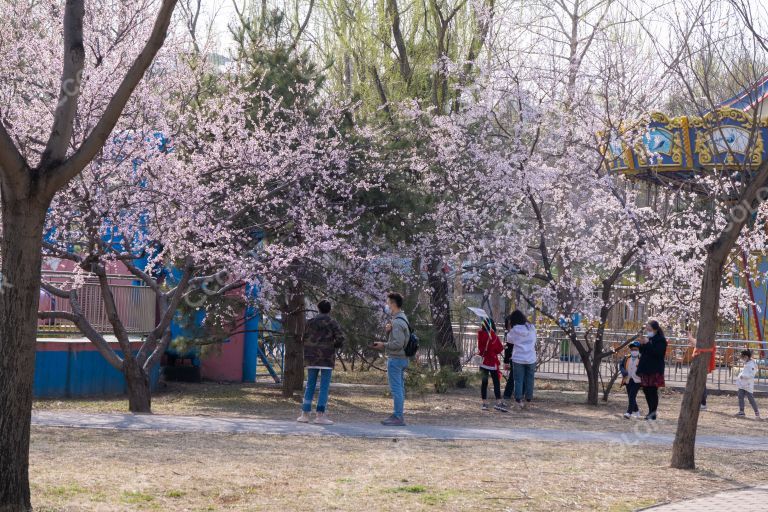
[31,410,768,451]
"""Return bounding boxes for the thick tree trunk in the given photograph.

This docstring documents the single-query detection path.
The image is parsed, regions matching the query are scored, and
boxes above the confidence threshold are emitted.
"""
[427,256,461,371]
[281,281,305,397]
[585,364,600,406]
[671,251,723,469]
[124,359,152,413]
[0,202,48,511]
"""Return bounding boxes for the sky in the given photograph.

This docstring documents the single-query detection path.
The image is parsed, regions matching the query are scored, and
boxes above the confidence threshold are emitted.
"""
[197,0,239,52]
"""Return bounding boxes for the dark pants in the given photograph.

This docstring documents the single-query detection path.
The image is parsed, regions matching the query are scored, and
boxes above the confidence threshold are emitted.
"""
[626,381,640,414]
[643,386,659,415]
[480,368,501,400]
[503,366,514,400]
[738,389,759,414]
[701,386,707,406]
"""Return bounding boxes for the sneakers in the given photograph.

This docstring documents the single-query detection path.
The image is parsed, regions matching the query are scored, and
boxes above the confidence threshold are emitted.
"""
[381,415,406,426]
[515,401,524,410]
[736,411,746,417]
[623,412,632,419]
[645,412,657,421]
[494,403,509,413]
[481,403,489,412]
[313,412,334,425]
[298,411,335,424]
[631,412,642,419]
[700,404,708,411]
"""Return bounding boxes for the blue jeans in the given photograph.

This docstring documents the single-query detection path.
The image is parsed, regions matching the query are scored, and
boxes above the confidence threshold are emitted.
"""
[302,368,333,413]
[512,362,535,402]
[387,358,409,418]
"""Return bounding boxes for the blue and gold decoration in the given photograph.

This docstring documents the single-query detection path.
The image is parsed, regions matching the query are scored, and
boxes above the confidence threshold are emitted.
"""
[604,108,768,184]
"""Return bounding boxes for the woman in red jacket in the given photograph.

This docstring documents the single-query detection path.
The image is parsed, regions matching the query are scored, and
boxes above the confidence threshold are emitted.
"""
[478,318,508,412]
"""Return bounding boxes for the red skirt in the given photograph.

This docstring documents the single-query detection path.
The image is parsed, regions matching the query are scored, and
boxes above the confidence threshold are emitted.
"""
[640,373,665,388]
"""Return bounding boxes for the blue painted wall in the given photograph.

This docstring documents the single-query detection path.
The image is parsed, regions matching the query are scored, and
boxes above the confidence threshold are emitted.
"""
[34,347,160,398]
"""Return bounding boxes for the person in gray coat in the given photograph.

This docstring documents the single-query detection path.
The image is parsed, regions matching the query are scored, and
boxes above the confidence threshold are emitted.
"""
[372,292,409,426]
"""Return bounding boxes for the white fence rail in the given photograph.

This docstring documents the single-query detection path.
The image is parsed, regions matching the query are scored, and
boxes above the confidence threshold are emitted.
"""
[38,271,155,335]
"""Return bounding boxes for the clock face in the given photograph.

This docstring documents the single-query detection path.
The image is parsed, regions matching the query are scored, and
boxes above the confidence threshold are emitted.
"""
[643,128,673,155]
[710,126,751,155]
[608,132,623,157]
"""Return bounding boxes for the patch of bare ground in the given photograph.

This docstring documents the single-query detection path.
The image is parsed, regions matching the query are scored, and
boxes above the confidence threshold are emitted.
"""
[30,427,764,511]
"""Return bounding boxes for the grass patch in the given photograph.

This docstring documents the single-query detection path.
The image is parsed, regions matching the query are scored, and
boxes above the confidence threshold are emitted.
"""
[387,485,427,494]
[420,489,459,506]
[46,483,86,497]
[121,490,155,504]
[166,489,185,498]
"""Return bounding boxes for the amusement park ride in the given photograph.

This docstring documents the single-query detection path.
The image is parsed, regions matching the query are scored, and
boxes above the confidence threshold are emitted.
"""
[604,75,768,346]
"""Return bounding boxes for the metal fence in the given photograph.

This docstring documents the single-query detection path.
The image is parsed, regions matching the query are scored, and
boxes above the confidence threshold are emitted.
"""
[440,323,768,390]
[38,272,155,335]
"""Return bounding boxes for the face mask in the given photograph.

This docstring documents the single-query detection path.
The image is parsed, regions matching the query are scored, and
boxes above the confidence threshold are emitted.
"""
[384,304,391,315]
[645,331,654,338]
[630,351,639,358]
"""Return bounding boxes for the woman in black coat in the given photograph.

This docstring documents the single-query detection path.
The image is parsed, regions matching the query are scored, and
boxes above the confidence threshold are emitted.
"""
[637,320,667,420]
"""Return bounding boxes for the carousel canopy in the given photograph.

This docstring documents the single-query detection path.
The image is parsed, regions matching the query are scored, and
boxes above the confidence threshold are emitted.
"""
[605,76,768,188]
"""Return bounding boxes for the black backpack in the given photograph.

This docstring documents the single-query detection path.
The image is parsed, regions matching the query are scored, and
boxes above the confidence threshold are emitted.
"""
[400,318,420,357]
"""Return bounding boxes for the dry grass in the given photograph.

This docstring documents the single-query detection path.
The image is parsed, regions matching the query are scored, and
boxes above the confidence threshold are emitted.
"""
[33,374,768,439]
[30,427,765,512]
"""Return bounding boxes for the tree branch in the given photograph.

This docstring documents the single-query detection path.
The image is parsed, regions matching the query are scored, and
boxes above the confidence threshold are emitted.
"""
[39,309,125,369]
[0,123,28,196]
[289,0,314,53]
[40,0,86,168]
[43,0,179,197]
[387,0,412,84]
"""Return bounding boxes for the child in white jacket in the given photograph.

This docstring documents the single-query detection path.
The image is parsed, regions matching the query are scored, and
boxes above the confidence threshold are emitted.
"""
[736,349,761,419]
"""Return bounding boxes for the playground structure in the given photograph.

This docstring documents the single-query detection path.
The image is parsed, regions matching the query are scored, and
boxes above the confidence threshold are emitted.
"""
[35,256,283,398]
[34,134,282,398]
[603,77,768,357]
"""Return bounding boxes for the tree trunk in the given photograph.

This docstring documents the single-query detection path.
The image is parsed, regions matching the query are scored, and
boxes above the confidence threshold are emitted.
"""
[0,201,48,511]
[281,281,305,397]
[671,251,723,469]
[586,364,600,406]
[124,359,152,414]
[426,256,461,371]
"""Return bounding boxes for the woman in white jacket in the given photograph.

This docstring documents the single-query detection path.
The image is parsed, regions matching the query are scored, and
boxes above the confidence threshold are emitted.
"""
[507,310,537,409]
[736,349,761,419]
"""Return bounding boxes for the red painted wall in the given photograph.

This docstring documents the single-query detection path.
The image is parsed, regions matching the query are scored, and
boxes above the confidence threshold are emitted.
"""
[200,328,245,382]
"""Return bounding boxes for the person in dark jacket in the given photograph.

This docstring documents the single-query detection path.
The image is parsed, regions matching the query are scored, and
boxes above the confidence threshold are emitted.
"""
[637,320,667,420]
[477,318,507,412]
[619,341,642,419]
[297,300,345,425]
[501,314,515,404]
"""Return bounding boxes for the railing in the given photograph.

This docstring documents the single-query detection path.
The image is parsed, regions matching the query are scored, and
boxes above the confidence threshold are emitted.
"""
[38,271,156,335]
[439,323,768,390]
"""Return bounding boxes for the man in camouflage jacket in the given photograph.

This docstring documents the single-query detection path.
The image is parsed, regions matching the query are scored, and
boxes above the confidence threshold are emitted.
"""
[297,300,345,425]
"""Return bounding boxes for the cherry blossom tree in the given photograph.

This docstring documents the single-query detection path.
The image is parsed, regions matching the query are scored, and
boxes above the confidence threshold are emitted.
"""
[0,0,179,507]
[36,33,380,407]
[648,0,768,469]
[396,0,719,404]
